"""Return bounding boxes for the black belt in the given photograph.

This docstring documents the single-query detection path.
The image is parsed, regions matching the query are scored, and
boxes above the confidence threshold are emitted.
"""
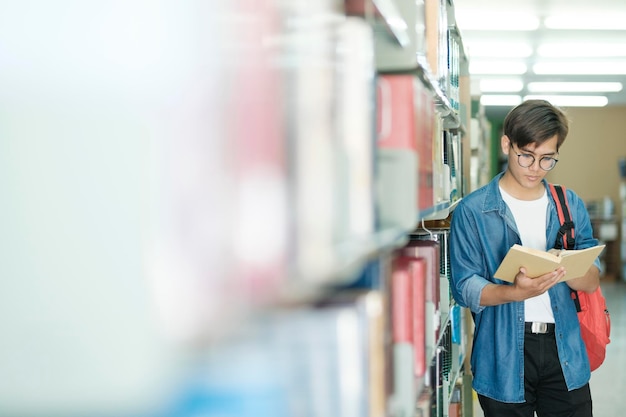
[525,322,555,334]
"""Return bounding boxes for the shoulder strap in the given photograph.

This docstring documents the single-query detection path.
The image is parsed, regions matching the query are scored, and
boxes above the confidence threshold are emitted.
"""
[549,184,583,311]
[548,184,576,250]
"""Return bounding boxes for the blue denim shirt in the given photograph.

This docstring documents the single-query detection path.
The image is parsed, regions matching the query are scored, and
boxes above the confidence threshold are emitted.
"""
[449,173,600,403]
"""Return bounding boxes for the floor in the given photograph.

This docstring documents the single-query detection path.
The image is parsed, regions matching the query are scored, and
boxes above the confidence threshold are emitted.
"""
[472,280,626,417]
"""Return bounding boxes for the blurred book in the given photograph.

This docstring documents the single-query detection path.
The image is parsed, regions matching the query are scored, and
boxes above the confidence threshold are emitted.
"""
[403,239,441,364]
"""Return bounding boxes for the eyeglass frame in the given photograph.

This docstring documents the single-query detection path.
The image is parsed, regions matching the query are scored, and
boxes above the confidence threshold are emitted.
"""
[509,141,559,171]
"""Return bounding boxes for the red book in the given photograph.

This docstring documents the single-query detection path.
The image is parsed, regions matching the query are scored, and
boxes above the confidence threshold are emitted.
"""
[412,258,427,377]
[416,83,435,210]
[403,240,441,362]
[377,74,418,152]
[391,256,414,343]
[344,0,376,16]
[391,254,428,377]
[403,240,440,312]
[377,74,435,212]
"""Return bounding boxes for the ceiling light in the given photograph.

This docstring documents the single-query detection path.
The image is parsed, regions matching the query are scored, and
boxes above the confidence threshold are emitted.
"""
[533,62,626,75]
[544,14,626,30]
[523,95,608,107]
[456,12,540,31]
[480,78,524,93]
[480,95,522,106]
[527,82,623,93]
[470,61,527,75]
[467,42,533,58]
[537,43,626,58]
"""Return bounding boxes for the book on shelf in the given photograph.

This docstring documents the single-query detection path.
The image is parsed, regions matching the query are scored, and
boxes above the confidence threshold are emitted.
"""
[376,74,420,230]
[266,290,385,417]
[416,78,435,211]
[391,256,415,344]
[392,342,415,417]
[334,17,376,243]
[493,244,605,283]
[402,240,440,368]
[411,258,427,378]
[390,254,427,378]
[314,290,387,417]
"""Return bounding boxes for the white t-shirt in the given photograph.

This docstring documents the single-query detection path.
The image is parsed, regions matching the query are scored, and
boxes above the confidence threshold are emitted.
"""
[500,186,554,323]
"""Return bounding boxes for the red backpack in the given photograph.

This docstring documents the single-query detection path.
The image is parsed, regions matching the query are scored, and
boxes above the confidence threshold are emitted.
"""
[549,184,611,371]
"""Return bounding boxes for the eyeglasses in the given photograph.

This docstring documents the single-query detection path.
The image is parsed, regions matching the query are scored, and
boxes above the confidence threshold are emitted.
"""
[510,142,559,171]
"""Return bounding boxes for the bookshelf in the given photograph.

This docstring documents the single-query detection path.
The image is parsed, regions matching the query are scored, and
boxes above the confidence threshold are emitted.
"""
[0,2,503,416]
[469,100,494,192]
[151,1,480,417]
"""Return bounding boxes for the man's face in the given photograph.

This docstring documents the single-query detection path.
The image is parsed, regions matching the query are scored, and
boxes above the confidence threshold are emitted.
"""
[503,134,559,192]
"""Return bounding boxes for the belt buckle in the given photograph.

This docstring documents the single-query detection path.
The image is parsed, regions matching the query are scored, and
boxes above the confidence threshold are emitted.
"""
[531,322,548,334]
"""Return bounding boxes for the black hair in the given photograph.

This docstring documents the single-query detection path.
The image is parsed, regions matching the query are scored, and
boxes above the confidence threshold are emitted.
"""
[503,99,569,150]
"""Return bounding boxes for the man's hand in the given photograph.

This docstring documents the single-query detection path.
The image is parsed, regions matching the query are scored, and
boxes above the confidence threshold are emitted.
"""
[480,267,565,306]
[512,267,565,300]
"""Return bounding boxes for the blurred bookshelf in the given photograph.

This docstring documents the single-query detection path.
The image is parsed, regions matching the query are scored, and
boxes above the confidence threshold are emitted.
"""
[0,1,494,416]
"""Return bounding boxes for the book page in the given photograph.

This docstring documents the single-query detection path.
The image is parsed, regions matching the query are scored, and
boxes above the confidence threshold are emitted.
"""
[559,245,606,280]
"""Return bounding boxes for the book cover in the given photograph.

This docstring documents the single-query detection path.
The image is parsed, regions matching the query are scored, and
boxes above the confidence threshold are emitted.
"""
[392,343,416,417]
[411,258,427,378]
[403,239,440,368]
[493,244,605,283]
[334,17,376,243]
[314,290,387,417]
[416,80,435,211]
[391,255,427,379]
[391,256,414,343]
[377,75,418,151]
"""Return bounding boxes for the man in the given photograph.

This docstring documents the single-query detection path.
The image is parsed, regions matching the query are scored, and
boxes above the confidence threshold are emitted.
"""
[449,100,600,416]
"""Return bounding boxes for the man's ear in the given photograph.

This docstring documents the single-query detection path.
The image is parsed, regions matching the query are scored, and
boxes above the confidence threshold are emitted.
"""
[501,135,510,154]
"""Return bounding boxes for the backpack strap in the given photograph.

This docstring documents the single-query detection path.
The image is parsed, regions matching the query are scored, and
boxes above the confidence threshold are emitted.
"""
[548,184,582,311]
[548,184,576,250]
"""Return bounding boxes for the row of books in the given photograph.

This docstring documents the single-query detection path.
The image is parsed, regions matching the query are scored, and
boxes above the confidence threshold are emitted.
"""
[346,0,462,104]
[390,234,467,416]
[149,1,470,414]
[153,0,465,332]
[162,289,384,417]
[0,2,473,416]
[163,237,465,417]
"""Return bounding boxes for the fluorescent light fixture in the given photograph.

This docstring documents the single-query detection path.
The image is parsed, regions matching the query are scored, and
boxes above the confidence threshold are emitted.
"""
[523,95,608,107]
[480,95,522,106]
[544,14,626,30]
[527,82,623,93]
[467,42,533,58]
[470,61,527,75]
[456,12,540,31]
[533,61,626,75]
[537,43,626,58]
[480,78,524,93]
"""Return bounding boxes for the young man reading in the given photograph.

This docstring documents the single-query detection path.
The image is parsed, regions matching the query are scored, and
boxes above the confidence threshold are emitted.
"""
[449,100,601,417]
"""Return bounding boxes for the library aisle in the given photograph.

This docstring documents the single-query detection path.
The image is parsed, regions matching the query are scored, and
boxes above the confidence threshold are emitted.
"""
[473,280,626,417]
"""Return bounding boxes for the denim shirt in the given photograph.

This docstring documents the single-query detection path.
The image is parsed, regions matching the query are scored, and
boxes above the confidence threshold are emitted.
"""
[449,173,600,403]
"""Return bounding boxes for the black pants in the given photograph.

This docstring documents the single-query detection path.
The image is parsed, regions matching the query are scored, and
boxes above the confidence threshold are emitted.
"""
[478,331,593,417]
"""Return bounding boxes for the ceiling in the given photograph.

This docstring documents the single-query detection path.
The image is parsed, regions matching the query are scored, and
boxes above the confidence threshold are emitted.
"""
[453,0,626,118]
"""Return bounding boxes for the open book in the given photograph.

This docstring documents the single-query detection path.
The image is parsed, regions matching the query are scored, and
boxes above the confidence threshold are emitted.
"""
[493,244,605,283]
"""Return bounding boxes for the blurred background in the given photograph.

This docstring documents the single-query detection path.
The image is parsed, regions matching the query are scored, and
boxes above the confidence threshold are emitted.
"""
[456,0,626,119]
